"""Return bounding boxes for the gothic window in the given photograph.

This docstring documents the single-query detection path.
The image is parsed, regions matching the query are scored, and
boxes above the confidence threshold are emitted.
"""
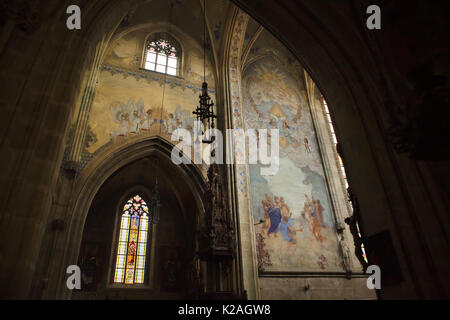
[144,34,179,76]
[113,194,151,284]
[323,99,368,264]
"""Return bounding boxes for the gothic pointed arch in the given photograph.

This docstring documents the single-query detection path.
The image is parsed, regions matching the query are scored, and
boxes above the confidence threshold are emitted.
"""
[49,136,208,299]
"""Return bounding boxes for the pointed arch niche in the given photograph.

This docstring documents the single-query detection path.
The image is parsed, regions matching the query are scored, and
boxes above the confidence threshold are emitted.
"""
[64,22,216,172]
[52,137,208,300]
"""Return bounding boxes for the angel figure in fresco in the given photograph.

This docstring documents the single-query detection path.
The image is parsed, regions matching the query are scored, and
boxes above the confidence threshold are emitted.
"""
[313,198,325,228]
[131,107,145,134]
[125,100,136,133]
[302,194,326,242]
[177,106,194,131]
[163,105,185,134]
[110,101,132,138]
[282,119,299,146]
[279,197,298,244]
[166,113,177,135]
[117,107,130,134]
[144,106,156,130]
[261,194,272,233]
[133,98,146,132]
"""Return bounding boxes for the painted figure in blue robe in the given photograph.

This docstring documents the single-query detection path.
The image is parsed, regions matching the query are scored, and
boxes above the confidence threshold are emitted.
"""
[280,197,297,243]
[267,196,282,237]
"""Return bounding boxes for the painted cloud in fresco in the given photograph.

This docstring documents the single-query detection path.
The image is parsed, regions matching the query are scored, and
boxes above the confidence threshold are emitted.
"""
[243,56,343,272]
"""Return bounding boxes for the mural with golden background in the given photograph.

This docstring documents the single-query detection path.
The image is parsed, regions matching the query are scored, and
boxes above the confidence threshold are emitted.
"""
[86,30,215,154]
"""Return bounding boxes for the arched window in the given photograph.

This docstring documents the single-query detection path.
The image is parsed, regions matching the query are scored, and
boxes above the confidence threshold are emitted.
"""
[113,194,151,284]
[144,34,179,76]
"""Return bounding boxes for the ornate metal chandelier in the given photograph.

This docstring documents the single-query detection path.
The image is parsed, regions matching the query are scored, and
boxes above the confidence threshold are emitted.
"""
[193,0,216,144]
[193,82,216,143]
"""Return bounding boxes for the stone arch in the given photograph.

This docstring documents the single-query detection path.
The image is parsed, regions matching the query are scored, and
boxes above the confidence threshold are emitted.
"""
[221,7,258,298]
[51,136,207,299]
[1,0,447,299]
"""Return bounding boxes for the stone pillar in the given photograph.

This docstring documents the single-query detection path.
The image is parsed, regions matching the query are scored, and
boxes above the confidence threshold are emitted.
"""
[0,21,89,298]
[65,45,103,170]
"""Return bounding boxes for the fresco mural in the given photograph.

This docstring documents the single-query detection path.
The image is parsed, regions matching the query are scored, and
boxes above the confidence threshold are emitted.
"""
[85,29,215,155]
[87,70,208,154]
[243,56,343,272]
[108,98,195,139]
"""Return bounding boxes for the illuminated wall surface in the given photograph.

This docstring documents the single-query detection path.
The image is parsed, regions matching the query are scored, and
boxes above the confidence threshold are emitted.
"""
[83,30,215,156]
[243,55,342,272]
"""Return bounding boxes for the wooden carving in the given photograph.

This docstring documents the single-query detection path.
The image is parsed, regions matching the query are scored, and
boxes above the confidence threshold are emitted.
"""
[202,163,235,257]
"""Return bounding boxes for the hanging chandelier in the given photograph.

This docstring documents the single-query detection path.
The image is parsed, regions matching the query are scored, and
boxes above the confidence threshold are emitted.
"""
[193,0,216,144]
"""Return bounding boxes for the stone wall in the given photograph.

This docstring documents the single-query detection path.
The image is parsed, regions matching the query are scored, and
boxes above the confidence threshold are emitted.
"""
[259,277,375,300]
[0,0,448,299]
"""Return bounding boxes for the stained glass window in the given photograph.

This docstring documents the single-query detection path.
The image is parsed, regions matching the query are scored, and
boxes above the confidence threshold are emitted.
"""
[144,37,178,76]
[323,99,368,264]
[114,195,150,284]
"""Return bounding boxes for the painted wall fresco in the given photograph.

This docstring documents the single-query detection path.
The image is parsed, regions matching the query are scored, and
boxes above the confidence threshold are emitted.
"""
[85,29,215,156]
[243,56,343,272]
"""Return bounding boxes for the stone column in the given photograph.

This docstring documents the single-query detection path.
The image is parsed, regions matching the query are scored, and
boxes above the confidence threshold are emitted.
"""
[64,44,104,172]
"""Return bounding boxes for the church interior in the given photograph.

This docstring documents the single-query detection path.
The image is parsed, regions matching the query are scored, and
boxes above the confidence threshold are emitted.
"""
[0,0,449,300]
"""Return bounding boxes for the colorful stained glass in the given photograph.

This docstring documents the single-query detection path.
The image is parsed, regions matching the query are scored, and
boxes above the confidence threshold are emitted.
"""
[148,39,177,56]
[144,38,178,75]
[114,195,150,284]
